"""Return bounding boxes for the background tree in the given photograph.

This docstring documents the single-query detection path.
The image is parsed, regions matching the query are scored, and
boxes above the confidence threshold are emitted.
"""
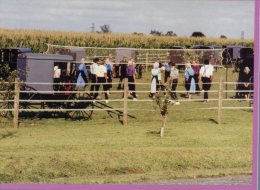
[132,32,144,35]
[191,31,206,37]
[220,35,227,39]
[150,29,162,36]
[165,31,177,36]
[155,86,171,137]
[100,24,111,33]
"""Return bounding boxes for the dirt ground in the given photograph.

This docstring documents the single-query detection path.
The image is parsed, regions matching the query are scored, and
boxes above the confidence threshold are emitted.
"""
[147,175,252,185]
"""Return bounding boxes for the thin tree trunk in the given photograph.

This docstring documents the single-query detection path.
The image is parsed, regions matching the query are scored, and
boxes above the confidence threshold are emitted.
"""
[160,115,167,137]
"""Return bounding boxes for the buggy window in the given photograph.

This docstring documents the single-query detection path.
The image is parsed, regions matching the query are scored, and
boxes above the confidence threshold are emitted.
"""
[53,62,72,91]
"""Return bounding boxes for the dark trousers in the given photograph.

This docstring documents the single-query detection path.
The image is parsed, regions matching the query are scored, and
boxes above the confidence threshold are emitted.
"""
[202,77,212,100]
[94,77,108,100]
[90,74,97,96]
[128,76,137,98]
[106,71,112,90]
[171,79,178,100]
[185,76,194,92]
[114,65,119,78]
[53,78,60,91]
[194,74,200,92]
[158,83,166,95]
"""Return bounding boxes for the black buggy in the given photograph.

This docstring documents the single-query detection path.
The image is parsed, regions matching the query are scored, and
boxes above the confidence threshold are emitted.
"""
[0,48,93,120]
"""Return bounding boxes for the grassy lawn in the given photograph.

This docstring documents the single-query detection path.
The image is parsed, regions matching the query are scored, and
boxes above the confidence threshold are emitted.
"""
[0,68,253,184]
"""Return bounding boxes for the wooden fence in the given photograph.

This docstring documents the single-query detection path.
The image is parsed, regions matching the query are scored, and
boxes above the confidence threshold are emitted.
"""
[0,78,254,128]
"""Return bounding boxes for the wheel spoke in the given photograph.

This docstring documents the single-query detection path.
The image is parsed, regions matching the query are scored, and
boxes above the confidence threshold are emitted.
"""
[66,93,93,121]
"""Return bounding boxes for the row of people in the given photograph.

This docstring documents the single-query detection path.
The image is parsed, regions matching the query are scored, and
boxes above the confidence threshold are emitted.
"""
[53,56,139,102]
[89,57,138,103]
[150,59,214,103]
[54,56,251,103]
[54,57,214,103]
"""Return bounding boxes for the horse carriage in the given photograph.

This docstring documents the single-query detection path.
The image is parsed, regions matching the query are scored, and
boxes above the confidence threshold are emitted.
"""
[219,45,254,99]
[0,48,93,120]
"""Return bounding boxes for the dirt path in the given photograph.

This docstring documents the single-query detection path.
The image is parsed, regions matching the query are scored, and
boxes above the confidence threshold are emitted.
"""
[147,175,252,185]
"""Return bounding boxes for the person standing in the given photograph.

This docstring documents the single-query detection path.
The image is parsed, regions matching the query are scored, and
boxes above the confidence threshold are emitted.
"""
[157,62,166,93]
[90,58,99,97]
[240,67,251,100]
[199,59,214,102]
[105,55,113,94]
[94,58,109,103]
[164,61,171,83]
[126,60,137,100]
[53,65,61,91]
[150,62,160,99]
[185,63,196,99]
[70,64,77,83]
[191,60,201,94]
[117,56,128,90]
[167,62,179,104]
[76,58,88,89]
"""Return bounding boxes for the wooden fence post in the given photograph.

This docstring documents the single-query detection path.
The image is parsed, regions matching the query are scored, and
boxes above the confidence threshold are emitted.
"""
[13,78,20,129]
[123,78,128,126]
[218,77,224,125]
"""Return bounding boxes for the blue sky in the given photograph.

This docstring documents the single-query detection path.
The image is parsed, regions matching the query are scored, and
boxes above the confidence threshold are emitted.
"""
[0,0,254,39]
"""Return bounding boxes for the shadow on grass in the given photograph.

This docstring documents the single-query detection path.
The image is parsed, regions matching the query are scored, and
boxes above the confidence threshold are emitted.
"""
[209,118,218,124]
[0,131,17,140]
[146,130,160,136]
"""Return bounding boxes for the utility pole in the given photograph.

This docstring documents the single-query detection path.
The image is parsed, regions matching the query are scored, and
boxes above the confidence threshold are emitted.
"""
[91,23,95,33]
[241,31,244,40]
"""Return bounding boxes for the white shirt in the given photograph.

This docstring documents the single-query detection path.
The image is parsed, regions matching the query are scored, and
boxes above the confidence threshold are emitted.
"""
[170,67,179,79]
[90,62,98,75]
[151,68,159,76]
[96,65,107,77]
[199,64,214,78]
[53,67,61,78]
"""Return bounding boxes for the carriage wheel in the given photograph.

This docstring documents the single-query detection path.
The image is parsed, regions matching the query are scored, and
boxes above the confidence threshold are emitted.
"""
[18,85,44,118]
[66,93,94,120]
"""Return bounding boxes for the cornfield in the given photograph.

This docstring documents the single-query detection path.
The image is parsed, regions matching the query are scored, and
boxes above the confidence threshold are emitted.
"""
[0,28,254,53]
